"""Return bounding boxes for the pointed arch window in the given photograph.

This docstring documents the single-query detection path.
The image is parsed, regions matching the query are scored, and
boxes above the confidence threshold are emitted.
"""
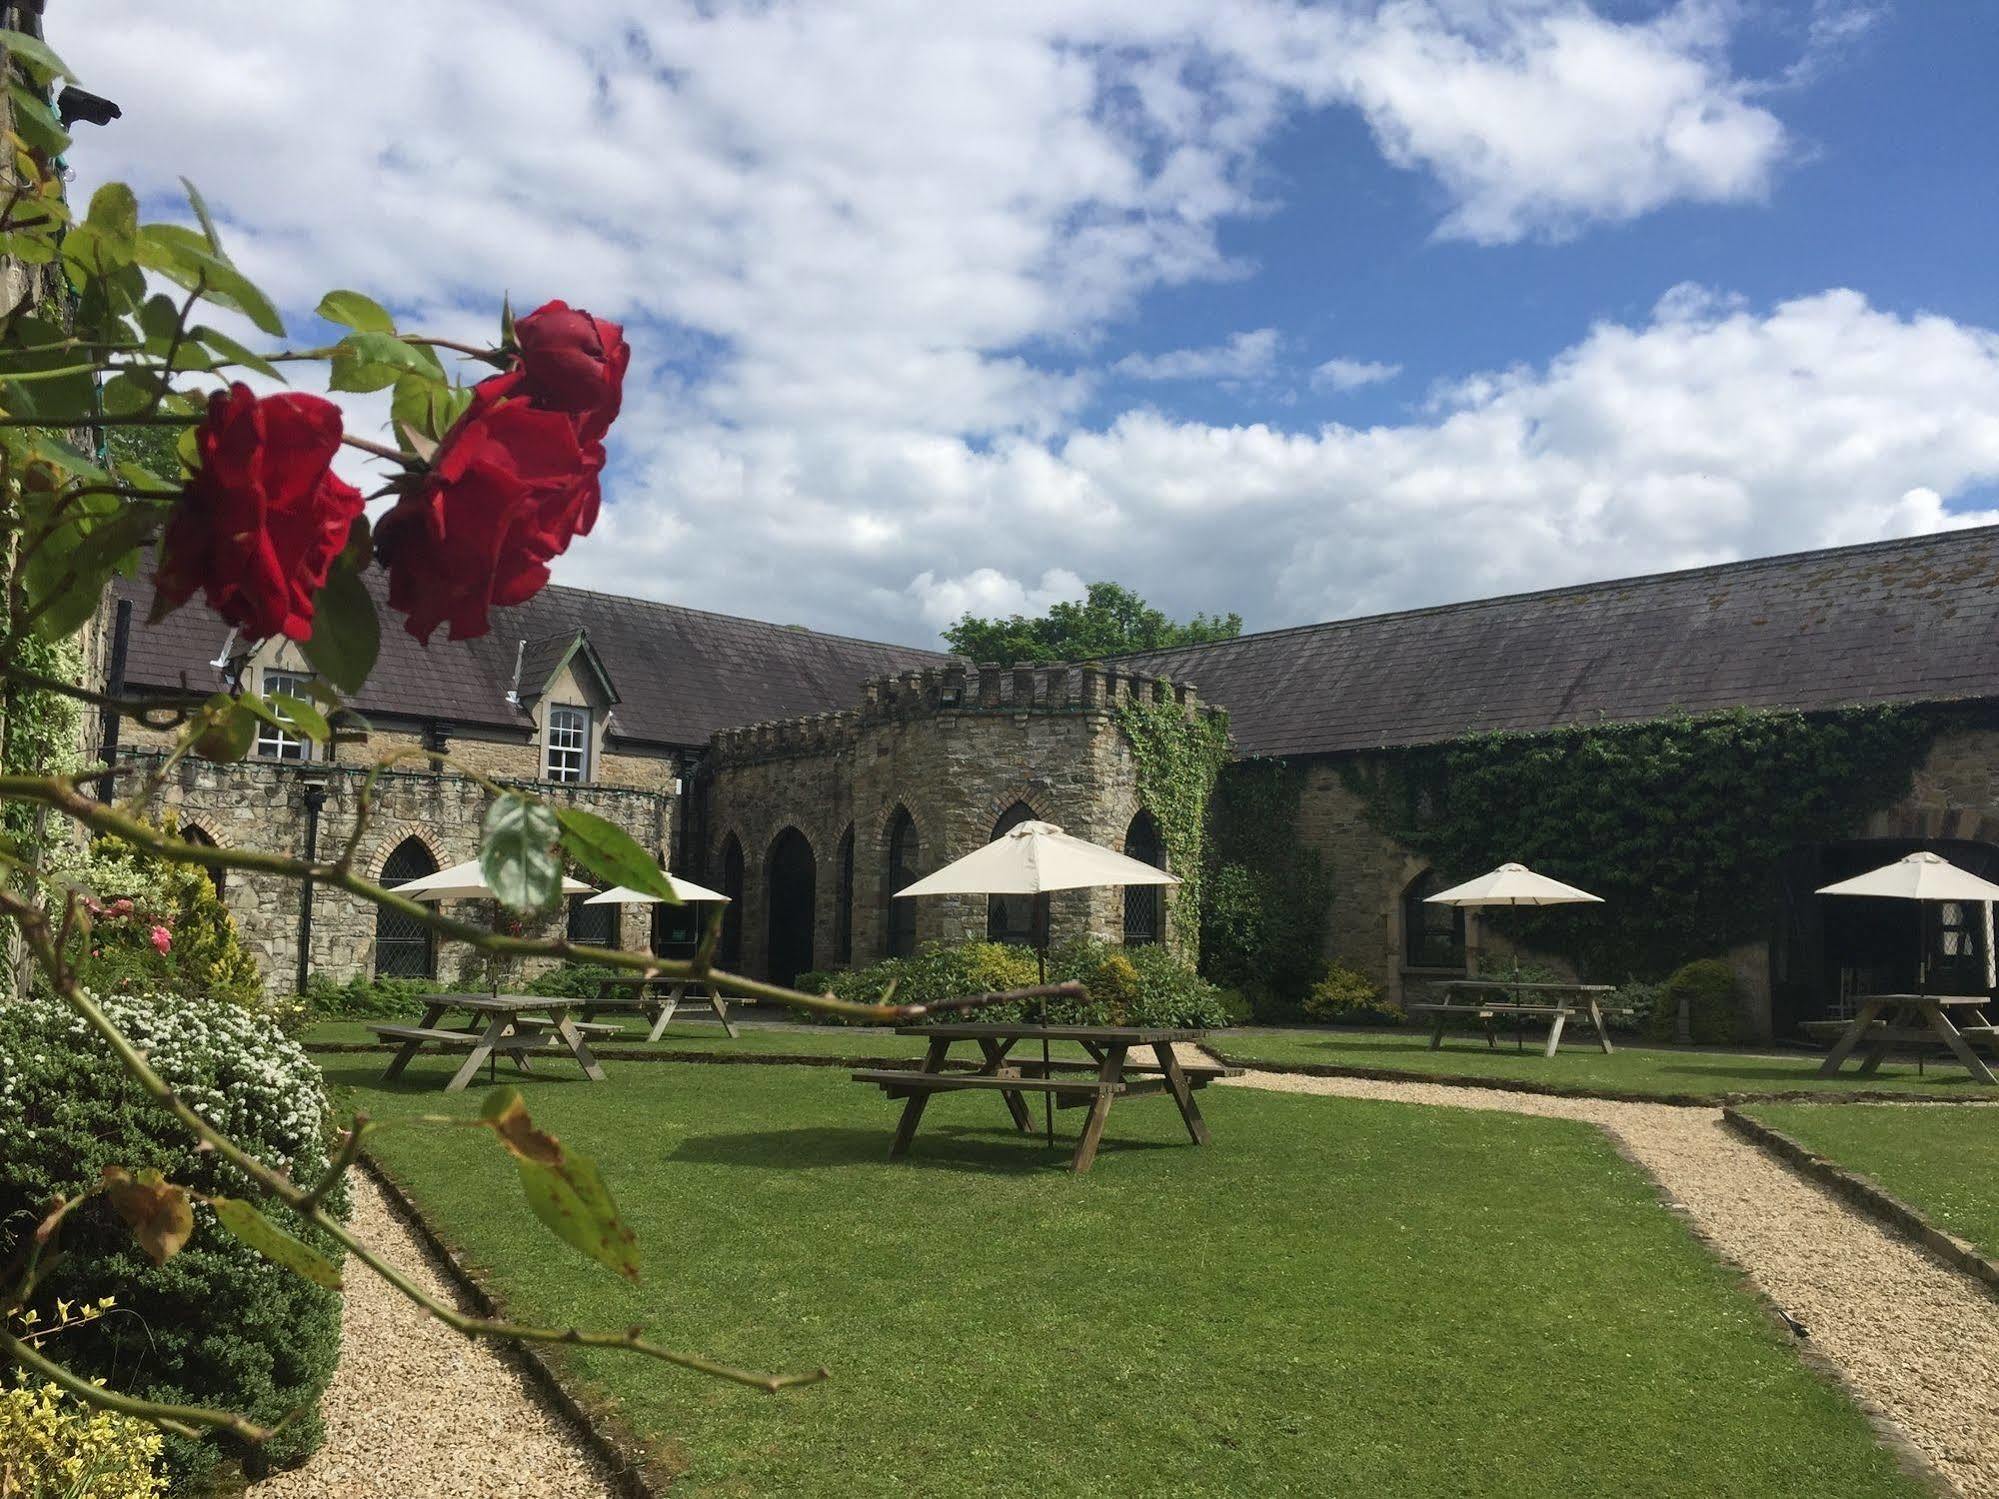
[834,825,855,965]
[886,809,919,959]
[1122,809,1165,946]
[376,838,437,978]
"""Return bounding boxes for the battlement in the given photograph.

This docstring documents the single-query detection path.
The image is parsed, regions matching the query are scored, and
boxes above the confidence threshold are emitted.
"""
[706,661,1216,765]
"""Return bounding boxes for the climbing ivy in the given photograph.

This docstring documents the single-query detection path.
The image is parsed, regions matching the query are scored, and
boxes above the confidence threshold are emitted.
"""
[1,633,83,858]
[1341,706,1941,980]
[1114,693,1231,942]
[1202,758,1335,1011]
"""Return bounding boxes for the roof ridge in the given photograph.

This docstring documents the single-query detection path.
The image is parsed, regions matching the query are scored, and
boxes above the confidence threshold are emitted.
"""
[1113,523,1999,662]
[534,577,949,656]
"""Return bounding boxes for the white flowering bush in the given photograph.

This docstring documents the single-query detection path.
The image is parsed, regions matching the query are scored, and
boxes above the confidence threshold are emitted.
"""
[0,992,345,1484]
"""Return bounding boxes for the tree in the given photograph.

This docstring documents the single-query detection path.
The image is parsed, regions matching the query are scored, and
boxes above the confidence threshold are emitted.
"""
[941,581,1241,662]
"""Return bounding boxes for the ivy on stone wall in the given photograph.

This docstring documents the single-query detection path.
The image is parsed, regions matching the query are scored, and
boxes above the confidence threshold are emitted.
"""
[1341,706,1941,979]
[1113,694,1231,939]
[1202,758,1334,1008]
[1,634,83,858]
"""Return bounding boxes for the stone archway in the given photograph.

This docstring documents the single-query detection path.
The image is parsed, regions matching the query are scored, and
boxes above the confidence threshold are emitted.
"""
[766,827,816,987]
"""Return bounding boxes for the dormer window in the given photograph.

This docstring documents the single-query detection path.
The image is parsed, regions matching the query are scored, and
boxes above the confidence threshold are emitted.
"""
[256,669,314,761]
[544,705,590,783]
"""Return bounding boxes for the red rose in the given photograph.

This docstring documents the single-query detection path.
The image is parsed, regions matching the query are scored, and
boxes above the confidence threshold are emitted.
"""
[374,385,598,643]
[511,300,627,444]
[153,385,365,641]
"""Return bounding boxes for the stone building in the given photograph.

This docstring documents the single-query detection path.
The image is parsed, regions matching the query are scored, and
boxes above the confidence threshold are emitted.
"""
[106,525,1999,1038]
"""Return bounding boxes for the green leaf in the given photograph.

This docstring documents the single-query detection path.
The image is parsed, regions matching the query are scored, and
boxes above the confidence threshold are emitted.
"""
[316,289,394,335]
[179,177,227,258]
[0,28,76,82]
[101,1167,194,1266]
[327,331,437,394]
[84,181,139,244]
[480,793,564,914]
[555,807,675,903]
[134,223,284,338]
[191,696,257,764]
[192,324,281,380]
[480,1089,640,1282]
[270,692,330,744]
[298,547,379,694]
[22,501,155,641]
[6,79,68,155]
[209,1197,343,1289]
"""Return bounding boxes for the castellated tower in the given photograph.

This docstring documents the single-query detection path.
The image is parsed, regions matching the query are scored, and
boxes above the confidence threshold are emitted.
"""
[700,661,1217,984]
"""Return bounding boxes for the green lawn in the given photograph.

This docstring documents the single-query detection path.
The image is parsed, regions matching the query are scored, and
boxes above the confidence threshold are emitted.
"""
[303,1015,932,1059]
[1216,1027,1999,1101]
[1744,1103,1999,1259]
[331,1056,1919,1497]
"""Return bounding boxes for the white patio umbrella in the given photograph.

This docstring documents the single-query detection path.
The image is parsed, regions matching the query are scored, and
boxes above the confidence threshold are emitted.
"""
[584,872,732,906]
[389,859,595,999]
[894,819,1180,1144]
[1424,862,1603,983]
[1817,851,1999,995]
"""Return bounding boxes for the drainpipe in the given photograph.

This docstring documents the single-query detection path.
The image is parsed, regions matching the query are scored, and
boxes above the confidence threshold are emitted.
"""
[294,772,330,996]
[95,598,131,800]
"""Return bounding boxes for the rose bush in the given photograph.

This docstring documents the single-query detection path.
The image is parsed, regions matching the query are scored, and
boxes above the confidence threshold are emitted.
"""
[152,386,365,642]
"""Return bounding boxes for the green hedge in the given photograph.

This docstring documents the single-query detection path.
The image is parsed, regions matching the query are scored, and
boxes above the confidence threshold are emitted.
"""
[0,991,346,1485]
[1644,959,1740,1044]
[800,940,1230,1029]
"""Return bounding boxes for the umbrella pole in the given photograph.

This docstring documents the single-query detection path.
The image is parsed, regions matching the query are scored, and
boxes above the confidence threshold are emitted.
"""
[1038,938,1054,1148]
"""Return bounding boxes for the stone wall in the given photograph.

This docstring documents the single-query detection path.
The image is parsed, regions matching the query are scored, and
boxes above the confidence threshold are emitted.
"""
[700,662,1213,981]
[116,747,676,996]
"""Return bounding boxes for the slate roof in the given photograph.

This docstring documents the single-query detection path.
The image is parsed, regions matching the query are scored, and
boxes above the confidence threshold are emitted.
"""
[110,571,948,751]
[1117,527,1999,759]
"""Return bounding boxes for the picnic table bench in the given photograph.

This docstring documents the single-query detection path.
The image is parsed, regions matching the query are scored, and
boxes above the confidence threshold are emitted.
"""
[370,993,637,1092]
[1812,993,1998,1084]
[852,1023,1239,1173]
[589,974,739,1040]
[1407,980,1624,1057]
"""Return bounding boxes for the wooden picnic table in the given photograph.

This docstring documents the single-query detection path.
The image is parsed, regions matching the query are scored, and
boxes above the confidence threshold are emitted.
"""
[851,1023,1238,1173]
[588,974,739,1041]
[1407,980,1622,1057]
[372,993,634,1092]
[1814,993,1999,1084]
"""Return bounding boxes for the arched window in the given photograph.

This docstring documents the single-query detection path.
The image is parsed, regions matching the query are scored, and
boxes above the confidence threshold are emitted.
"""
[1122,809,1165,946]
[717,835,745,968]
[566,890,617,947]
[766,828,816,987]
[885,808,919,958]
[376,838,437,978]
[987,802,1041,947]
[1404,870,1466,971]
[834,825,855,965]
[182,825,224,900]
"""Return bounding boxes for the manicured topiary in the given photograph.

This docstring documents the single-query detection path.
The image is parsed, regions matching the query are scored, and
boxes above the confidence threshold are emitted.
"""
[0,991,345,1485]
[1646,958,1740,1044]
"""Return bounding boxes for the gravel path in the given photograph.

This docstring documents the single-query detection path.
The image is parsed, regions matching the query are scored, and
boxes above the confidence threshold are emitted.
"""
[1216,1062,1999,1496]
[253,1173,619,1499]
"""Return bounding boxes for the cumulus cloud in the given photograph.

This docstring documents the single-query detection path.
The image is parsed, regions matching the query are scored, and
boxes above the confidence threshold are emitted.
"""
[904,568,1088,632]
[60,2,1918,648]
[1311,356,1403,392]
[1114,329,1281,382]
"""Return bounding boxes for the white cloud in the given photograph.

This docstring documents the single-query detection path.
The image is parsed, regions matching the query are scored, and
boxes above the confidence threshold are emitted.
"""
[58,2,1904,649]
[1115,329,1281,382]
[905,568,1088,632]
[1311,356,1403,392]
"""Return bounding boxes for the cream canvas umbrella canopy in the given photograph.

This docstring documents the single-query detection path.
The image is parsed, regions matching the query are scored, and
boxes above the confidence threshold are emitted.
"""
[1817,851,1999,996]
[584,872,733,906]
[390,859,593,903]
[895,819,1180,1145]
[1424,862,1604,908]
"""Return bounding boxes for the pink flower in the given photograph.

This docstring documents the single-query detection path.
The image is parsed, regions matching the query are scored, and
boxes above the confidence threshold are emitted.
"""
[150,926,173,955]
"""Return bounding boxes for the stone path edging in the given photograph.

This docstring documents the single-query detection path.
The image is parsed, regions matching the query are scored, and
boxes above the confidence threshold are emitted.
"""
[1722,1108,1999,1304]
[358,1156,659,1499]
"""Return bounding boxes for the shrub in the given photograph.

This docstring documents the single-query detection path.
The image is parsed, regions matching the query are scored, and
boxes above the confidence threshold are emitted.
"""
[302,973,433,1020]
[0,1381,165,1498]
[0,992,346,1485]
[799,942,1040,1021]
[520,962,623,1000]
[1303,960,1403,1027]
[1646,958,1740,1044]
[50,823,264,1014]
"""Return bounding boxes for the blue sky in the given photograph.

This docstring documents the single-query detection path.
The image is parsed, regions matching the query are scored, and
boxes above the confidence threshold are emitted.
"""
[66,2,1999,646]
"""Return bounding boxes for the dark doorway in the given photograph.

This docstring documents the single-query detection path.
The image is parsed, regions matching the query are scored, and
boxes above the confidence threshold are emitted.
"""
[988,802,1041,946]
[652,896,702,959]
[1123,809,1165,946]
[376,838,437,978]
[834,825,855,965]
[182,825,224,900]
[886,808,919,958]
[766,828,816,987]
[717,835,745,968]
[1772,838,1999,1035]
